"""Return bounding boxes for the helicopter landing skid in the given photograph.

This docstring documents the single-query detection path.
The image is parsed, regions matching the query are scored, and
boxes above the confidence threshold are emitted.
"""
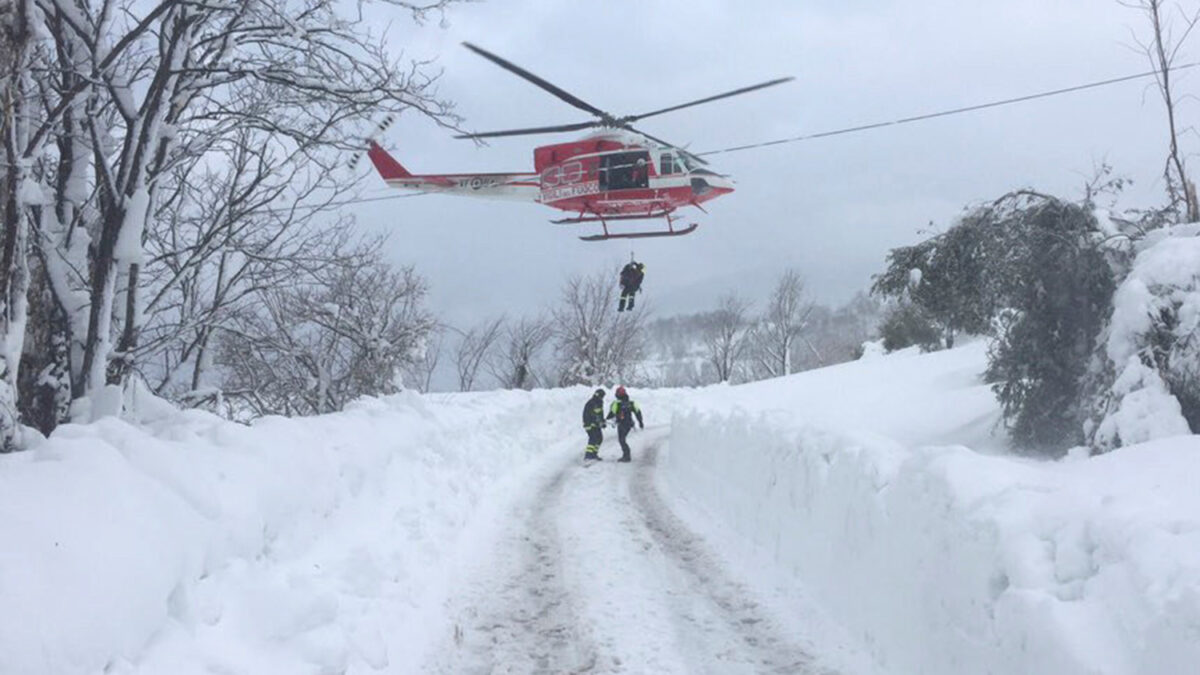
[557,210,699,242]
[550,210,675,225]
[578,223,698,241]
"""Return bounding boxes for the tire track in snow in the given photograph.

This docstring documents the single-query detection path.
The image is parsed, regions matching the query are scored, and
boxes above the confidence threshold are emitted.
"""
[629,440,833,674]
[430,459,599,674]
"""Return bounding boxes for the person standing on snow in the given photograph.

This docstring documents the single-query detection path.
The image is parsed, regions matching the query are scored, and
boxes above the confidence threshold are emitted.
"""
[618,261,645,312]
[582,388,607,461]
[606,385,644,462]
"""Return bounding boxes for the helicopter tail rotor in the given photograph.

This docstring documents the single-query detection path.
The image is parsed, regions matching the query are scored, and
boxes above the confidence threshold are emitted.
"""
[348,114,398,171]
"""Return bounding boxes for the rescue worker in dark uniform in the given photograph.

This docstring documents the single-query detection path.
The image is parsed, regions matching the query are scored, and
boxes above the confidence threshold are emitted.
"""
[618,261,646,312]
[605,385,644,462]
[630,158,648,188]
[582,388,606,461]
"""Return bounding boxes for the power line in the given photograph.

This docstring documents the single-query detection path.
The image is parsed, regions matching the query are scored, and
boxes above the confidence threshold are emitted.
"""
[697,61,1200,157]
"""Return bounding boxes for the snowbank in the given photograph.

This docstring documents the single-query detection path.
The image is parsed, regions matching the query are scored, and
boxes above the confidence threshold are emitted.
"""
[0,388,583,674]
[660,344,1200,675]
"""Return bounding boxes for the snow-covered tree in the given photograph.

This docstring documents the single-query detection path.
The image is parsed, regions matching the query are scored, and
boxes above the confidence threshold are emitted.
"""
[0,0,461,443]
[876,191,1118,454]
[217,249,434,417]
[138,126,365,399]
[80,0,456,402]
[0,0,36,450]
[405,328,445,394]
[872,209,1010,348]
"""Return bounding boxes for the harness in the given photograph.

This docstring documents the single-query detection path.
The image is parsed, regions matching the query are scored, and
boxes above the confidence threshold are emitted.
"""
[609,399,637,424]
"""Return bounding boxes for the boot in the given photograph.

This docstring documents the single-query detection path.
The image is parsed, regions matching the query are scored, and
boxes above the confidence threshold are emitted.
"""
[617,297,626,312]
[626,296,635,310]
[618,453,631,463]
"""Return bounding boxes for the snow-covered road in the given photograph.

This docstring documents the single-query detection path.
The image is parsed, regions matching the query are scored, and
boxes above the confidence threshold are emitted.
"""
[428,429,830,674]
[7,346,1199,674]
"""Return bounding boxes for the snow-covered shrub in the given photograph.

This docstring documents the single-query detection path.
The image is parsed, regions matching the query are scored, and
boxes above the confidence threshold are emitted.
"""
[879,298,943,352]
[1084,227,1200,450]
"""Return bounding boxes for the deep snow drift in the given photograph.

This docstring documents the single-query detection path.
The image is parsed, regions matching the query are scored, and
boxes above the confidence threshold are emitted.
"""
[662,343,1200,674]
[1,342,1197,674]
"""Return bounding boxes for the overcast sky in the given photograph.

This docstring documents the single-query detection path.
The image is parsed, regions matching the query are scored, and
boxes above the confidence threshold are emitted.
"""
[346,0,1191,325]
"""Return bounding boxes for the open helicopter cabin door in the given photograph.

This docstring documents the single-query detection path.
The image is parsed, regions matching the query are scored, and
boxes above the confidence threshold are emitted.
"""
[599,151,652,191]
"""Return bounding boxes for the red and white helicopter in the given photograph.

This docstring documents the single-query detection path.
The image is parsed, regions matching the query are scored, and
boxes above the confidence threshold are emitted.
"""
[366,43,791,241]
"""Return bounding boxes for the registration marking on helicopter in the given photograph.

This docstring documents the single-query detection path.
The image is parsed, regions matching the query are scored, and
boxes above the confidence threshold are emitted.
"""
[542,183,601,201]
[458,176,502,190]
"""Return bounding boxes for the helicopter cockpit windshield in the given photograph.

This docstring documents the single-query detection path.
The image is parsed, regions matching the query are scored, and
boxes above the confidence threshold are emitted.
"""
[658,151,698,175]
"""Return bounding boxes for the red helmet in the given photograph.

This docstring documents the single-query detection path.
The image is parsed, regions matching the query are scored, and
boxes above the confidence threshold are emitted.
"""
[615,385,627,397]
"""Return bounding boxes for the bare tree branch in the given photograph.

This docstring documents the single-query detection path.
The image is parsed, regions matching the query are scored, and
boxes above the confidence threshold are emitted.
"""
[702,293,752,383]
[453,316,503,392]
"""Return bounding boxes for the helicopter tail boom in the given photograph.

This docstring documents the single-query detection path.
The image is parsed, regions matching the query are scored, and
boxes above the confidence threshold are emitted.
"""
[367,142,539,201]
[367,142,417,181]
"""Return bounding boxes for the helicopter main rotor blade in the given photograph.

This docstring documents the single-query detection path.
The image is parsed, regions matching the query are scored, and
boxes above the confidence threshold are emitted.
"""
[624,77,795,123]
[454,120,600,140]
[463,42,612,120]
[622,124,710,165]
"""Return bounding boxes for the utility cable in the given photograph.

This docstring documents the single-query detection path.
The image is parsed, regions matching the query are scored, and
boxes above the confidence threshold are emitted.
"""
[697,61,1200,157]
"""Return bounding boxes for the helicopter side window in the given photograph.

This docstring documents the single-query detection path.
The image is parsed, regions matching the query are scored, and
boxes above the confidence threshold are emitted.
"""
[600,151,651,191]
[660,153,677,175]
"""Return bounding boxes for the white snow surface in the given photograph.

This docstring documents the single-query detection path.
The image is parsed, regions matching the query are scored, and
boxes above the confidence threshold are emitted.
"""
[1,342,1198,674]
